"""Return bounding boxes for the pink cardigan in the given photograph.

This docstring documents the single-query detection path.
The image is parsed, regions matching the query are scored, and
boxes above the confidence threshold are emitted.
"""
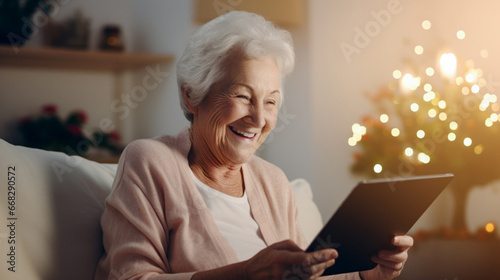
[95,129,360,280]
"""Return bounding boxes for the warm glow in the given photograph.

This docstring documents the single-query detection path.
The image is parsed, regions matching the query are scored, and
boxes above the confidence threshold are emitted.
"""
[428,109,437,118]
[415,45,424,55]
[456,77,464,85]
[439,112,448,121]
[425,67,435,76]
[402,74,421,90]
[440,53,457,79]
[474,145,484,155]
[489,94,498,103]
[411,103,420,112]
[485,118,493,127]
[462,87,470,95]
[480,100,489,111]
[405,147,414,156]
[464,137,472,146]
[471,84,480,93]
[466,73,476,83]
[491,113,499,122]
[448,132,456,141]
[422,20,432,30]
[486,222,495,233]
[417,130,425,138]
[418,152,430,164]
[391,128,400,137]
[450,121,458,130]
[438,100,447,109]
[480,49,489,58]
[456,30,466,40]
[423,91,436,102]
[374,164,383,173]
[423,83,432,92]
[380,114,389,123]
[393,70,402,79]
[348,137,357,147]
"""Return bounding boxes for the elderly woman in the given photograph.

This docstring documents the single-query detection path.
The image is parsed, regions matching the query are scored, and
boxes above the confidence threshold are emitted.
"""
[95,11,412,280]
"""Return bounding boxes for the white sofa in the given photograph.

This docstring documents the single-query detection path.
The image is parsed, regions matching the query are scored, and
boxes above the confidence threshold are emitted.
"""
[0,139,323,280]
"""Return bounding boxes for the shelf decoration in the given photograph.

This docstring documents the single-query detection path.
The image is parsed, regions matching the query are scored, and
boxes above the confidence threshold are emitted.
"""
[18,104,123,157]
[349,20,499,230]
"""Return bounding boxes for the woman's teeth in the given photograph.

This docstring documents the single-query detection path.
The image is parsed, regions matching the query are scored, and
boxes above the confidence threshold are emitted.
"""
[230,127,256,138]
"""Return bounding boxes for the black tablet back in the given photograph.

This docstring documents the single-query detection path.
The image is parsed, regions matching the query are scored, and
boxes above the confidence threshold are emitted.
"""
[306,173,454,275]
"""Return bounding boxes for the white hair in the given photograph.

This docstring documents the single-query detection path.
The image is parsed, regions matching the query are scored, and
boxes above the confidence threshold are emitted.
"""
[176,11,295,122]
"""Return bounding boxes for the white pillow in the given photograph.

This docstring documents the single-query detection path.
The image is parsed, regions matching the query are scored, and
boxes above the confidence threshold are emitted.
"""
[290,178,323,244]
[0,139,117,280]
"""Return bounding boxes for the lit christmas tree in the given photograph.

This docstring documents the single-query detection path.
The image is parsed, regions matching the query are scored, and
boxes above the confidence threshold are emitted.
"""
[349,20,500,230]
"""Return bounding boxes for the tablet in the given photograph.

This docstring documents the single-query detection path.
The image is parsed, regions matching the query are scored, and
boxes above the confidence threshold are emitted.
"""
[305,173,454,275]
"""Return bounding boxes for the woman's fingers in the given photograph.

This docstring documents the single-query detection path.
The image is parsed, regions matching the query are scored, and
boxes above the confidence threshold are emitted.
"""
[392,235,414,250]
[246,240,338,280]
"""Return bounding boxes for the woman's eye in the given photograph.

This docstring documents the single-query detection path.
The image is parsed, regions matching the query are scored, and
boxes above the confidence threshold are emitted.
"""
[236,95,250,100]
[266,100,277,105]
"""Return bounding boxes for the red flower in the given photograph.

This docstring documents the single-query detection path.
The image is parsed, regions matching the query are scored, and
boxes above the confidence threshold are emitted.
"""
[109,131,120,142]
[67,124,82,136]
[42,104,58,115]
[75,110,88,124]
[19,115,32,125]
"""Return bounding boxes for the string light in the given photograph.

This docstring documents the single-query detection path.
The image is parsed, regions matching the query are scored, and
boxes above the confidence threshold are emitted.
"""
[464,137,472,147]
[486,223,495,233]
[450,121,458,130]
[440,53,457,79]
[423,83,432,92]
[415,45,424,55]
[393,70,402,79]
[428,109,437,118]
[380,114,389,123]
[374,164,383,173]
[439,112,448,121]
[425,67,435,76]
[402,74,421,90]
[405,147,414,156]
[471,84,480,93]
[438,100,447,109]
[417,130,425,138]
[485,118,493,127]
[418,152,430,164]
[448,133,456,141]
[422,20,432,30]
[411,103,420,112]
[474,145,484,155]
[391,128,400,137]
[348,137,357,147]
[457,30,466,40]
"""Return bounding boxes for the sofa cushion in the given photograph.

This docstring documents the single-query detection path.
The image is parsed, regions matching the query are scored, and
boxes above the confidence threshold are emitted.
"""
[290,178,323,243]
[0,139,116,280]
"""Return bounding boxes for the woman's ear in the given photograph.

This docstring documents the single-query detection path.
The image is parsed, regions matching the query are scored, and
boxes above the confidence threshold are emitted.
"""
[182,87,198,115]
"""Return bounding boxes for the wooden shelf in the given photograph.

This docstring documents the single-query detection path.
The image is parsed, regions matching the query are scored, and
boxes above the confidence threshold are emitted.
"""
[0,46,173,72]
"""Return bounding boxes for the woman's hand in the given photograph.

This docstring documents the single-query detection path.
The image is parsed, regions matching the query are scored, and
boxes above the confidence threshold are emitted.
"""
[359,235,414,280]
[243,239,338,280]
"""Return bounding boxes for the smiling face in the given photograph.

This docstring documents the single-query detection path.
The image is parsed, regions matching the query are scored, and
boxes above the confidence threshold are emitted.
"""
[189,57,281,166]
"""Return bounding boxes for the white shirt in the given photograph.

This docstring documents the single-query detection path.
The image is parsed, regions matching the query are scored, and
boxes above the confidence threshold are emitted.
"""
[191,171,267,261]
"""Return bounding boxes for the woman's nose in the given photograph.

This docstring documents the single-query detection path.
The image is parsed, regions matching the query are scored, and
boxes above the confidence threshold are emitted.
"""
[244,105,266,128]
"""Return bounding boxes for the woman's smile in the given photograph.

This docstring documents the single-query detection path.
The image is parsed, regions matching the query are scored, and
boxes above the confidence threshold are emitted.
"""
[229,126,257,140]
